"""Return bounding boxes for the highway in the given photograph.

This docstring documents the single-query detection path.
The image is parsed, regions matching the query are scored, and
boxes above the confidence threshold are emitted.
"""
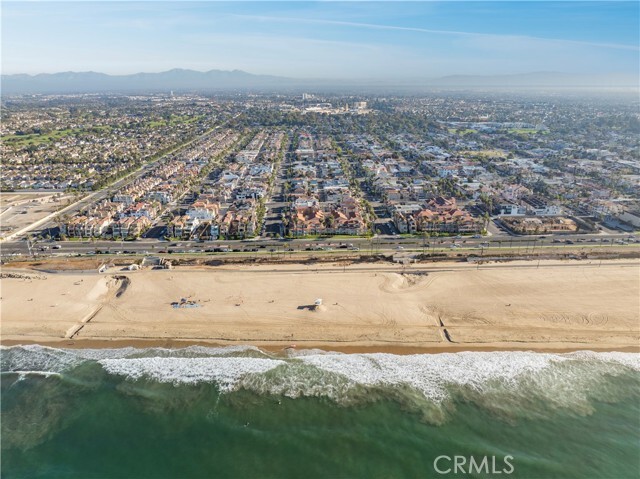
[2,232,637,259]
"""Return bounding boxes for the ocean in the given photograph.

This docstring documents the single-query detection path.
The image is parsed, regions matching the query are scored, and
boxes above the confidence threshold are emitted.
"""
[1,345,639,479]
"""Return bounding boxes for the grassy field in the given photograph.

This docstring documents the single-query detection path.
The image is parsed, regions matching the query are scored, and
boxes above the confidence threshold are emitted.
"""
[448,128,478,135]
[2,125,115,147]
[2,128,82,147]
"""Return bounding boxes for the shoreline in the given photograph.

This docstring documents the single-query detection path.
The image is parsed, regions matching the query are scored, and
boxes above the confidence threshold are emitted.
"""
[2,337,639,355]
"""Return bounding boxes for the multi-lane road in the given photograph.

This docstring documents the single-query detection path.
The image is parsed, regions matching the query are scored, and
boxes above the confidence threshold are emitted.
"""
[2,232,637,260]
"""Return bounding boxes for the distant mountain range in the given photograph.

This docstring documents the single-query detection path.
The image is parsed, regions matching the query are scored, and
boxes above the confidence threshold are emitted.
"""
[1,69,290,95]
[1,69,637,95]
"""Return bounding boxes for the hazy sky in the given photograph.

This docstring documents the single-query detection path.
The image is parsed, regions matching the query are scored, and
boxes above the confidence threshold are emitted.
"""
[2,1,639,78]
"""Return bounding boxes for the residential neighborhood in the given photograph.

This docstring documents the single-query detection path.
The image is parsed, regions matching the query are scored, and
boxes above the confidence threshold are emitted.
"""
[2,92,639,245]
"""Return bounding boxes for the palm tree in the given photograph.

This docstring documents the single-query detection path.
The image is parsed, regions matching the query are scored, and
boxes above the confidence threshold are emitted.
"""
[433,217,442,234]
[421,231,430,255]
[323,215,336,234]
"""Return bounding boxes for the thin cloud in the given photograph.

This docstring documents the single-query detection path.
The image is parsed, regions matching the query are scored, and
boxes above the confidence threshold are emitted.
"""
[232,14,640,52]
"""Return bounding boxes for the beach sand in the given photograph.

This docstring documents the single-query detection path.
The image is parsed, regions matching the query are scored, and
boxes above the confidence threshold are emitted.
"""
[2,259,639,351]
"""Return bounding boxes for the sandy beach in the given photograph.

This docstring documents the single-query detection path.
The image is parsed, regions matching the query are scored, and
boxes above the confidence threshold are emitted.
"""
[2,259,639,351]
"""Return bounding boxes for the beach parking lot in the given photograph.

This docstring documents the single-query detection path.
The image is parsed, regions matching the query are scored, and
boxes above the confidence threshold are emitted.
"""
[0,192,73,240]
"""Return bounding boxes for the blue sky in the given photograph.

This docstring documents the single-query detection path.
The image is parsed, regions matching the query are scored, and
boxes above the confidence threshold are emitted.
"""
[2,1,638,78]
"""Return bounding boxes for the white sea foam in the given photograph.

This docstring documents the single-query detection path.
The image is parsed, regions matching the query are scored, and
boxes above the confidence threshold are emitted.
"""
[297,351,565,402]
[1,370,62,379]
[3,345,638,407]
[0,344,265,374]
[284,347,343,358]
[99,357,286,392]
[567,350,640,371]
[1,345,81,373]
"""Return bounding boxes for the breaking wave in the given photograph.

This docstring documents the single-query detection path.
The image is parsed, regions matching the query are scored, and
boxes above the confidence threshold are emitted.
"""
[2,345,639,421]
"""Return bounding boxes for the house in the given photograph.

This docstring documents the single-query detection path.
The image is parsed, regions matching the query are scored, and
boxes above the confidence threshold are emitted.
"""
[186,201,220,221]
[83,217,112,237]
[124,202,158,219]
[219,209,257,238]
[289,206,325,236]
[168,215,189,239]
[112,194,136,205]
[392,199,479,234]
[498,204,527,216]
[426,196,458,214]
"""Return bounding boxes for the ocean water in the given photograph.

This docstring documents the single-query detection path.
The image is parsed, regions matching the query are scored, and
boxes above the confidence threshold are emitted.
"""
[1,345,639,479]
